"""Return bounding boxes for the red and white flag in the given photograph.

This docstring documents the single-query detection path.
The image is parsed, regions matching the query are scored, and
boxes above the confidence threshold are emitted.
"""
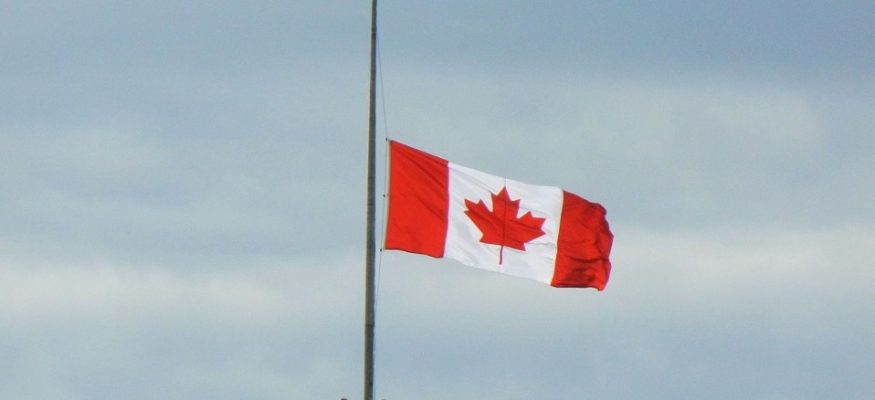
[385,140,613,290]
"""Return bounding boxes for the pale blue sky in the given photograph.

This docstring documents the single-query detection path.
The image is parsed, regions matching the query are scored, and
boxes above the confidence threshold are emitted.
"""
[2,1,873,399]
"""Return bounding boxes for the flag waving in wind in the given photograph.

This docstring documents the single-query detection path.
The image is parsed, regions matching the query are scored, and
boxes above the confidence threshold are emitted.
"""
[385,140,613,290]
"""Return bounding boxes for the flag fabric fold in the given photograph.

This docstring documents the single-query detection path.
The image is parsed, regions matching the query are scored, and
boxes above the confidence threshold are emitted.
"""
[384,140,613,290]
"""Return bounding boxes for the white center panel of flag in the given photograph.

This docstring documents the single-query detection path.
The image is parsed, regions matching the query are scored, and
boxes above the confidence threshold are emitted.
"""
[444,163,564,284]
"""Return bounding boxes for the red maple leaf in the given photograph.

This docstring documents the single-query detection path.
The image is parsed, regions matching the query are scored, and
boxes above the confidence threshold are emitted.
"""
[464,186,546,264]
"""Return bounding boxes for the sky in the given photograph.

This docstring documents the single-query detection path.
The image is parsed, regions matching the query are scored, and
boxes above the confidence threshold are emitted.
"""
[1,1,873,399]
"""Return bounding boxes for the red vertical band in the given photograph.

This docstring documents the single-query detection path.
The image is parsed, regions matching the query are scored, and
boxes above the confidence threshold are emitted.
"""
[384,141,450,257]
[552,191,614,289]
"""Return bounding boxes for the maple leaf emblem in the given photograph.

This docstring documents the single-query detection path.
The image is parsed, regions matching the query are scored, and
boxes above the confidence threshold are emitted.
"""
[464,186,546,264]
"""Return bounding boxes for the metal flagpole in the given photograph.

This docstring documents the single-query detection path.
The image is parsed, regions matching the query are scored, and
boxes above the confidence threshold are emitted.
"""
[364,0,378,399]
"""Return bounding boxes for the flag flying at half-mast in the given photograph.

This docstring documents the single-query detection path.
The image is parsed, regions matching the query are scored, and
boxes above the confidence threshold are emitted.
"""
[385,140,614,290]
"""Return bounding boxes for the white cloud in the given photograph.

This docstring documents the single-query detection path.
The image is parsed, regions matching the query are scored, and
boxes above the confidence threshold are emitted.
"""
[374,223,875,399]
[0,253,363,400]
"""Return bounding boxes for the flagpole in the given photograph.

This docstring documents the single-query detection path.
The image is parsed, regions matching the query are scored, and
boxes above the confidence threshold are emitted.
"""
[364,0,378,399]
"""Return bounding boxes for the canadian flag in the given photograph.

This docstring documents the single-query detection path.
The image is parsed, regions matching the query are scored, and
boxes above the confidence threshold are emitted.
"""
[385,141,613,290]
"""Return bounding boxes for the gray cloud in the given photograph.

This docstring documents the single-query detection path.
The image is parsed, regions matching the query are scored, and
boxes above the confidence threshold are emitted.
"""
[381,70,874,229]
[379,1,875,78]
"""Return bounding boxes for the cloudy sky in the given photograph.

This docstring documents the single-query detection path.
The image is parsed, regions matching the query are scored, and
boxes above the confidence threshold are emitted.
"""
[2,1,874,399]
